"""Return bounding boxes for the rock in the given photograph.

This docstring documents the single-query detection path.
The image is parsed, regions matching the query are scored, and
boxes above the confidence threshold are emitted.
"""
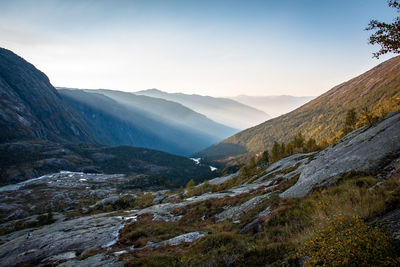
[5,209,29,221]
[0,212,125,267]
[145,231,206,250]
[0,171,130,220]
[374,208,400,253]
[239,206,271,234]
[215,193,271,222]
[207,171,239,185]
[281,111,400,198]
[151,190,169,204]
[58,253,122,267]
[89,196,120,210]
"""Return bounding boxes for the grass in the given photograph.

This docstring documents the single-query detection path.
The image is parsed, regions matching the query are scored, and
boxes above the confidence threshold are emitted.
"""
[117,172,400,266]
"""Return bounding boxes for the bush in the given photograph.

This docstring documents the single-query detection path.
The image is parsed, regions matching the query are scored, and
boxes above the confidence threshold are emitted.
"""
[134,193,154,209]
[182,232,251,266]
[36,212,55,226]
[298,216,399,266]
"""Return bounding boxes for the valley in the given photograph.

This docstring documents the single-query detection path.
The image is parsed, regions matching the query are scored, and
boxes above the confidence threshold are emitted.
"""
[1,1,400,264]
[0,110,399,266]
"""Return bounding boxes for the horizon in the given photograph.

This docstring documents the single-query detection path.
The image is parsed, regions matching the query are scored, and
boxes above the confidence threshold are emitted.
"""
[0,0,398,97]
[56,86,317,98]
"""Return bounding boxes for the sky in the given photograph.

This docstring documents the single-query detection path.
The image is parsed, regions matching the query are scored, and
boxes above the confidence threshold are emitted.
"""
[0,0,398,97]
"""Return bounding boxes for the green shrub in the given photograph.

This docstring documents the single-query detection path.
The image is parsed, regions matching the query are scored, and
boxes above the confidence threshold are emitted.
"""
[298,216,399,266]
[134,193,154,209]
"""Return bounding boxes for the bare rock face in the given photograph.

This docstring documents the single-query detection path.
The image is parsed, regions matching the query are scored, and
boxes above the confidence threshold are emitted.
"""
[58,253,122,267]
[0,48,96,144]
[144,231,206,250]
[0,213,126,267]
[375,208,400,252]
[281,111,400,198]
[215,193,271,222]
[239,206,271,234]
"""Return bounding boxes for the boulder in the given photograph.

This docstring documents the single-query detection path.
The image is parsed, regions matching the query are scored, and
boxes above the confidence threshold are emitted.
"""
[0,213,124,267]
[281,111,400,198]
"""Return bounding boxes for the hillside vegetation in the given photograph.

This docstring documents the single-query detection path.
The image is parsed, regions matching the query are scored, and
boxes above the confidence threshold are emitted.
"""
[198,56,400,162]
[0,140,214,188]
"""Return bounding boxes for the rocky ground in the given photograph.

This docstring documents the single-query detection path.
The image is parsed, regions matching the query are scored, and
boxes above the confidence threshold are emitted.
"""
[0,111,399,266]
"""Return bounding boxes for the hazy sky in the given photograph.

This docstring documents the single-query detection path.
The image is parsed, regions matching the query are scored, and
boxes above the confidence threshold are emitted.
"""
[0,0,398,97]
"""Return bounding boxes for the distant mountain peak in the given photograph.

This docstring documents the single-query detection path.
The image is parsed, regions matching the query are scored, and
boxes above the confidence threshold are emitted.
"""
[135,89,271,130]
[139,88,164,93]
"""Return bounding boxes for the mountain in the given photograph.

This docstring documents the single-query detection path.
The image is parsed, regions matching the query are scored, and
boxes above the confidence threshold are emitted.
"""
[198,56,400,161]
[0,48,96,144]
[59,88,226,156]
[0,47,214,186]
[231,95,315,118]
[75,89,237,141]
[135,89,270,130]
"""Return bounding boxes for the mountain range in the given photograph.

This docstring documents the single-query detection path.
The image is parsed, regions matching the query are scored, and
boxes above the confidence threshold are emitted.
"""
[58,88,235,156]
[0,48,214,186]
[135,89,271,130]
[198,55,400,162]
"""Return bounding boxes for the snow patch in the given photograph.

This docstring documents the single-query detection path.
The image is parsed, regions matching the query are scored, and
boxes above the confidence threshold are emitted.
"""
[190,158,201,165]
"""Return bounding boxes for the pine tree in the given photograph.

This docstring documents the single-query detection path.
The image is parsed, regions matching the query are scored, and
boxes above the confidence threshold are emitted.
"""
[343,108,357,134]
[257,150,269,167]
[271,141,281,162]
[186,179,195,190]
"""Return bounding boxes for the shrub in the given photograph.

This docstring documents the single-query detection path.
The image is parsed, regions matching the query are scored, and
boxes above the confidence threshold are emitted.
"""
[182,232,251,266]
[298,216,399,266]
[36,211,55,226]
[125,254,180,267]
[134,193,154,209]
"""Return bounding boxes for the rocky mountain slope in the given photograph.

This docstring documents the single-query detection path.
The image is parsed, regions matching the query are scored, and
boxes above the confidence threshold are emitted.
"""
[135,89,270,130]
[0,110,399,266]
[198,56,400,161]
[0,48,96,144]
